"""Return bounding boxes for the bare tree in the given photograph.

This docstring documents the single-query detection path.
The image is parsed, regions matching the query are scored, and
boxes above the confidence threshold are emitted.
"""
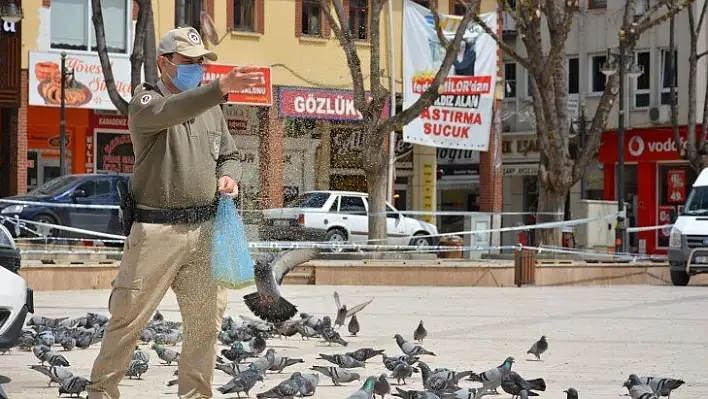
[474,0,694,245]
[91,0,158,115]
[320,0,478,241]
[669,1,708,172]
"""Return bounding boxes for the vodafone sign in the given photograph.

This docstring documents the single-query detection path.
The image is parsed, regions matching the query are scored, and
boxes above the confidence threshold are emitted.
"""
[626,135,687,157]
[598,127,696,163]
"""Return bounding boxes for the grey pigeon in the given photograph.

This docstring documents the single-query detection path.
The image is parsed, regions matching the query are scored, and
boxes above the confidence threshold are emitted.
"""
[244,249,319,323]
[275,320,301,339]
[391,387,440,399]
[256,371,304,398]
[347,348,386,362]
[320,316,348,346]
[624,374,659,399]
[125,359,149,379]
[310,365,361,385]
[249,349,277,375]
[154,330,182,346]
[348,315,360,336]
[217,368,264,397]
[297,323,320,340]
[152,343,180,365]
[383,354,419,371]
[318,353,366,368]
[564,387,578,399]
[467,356,514,395]
[133,346,150,363]
[139,328,154,344]
[300,312,322,330]
[439,388,490,399]
[633,376,685,398]
[216,360,248,377]
[526,336,547,361]
[29,365,73,387]
[500,371,546,397]
[300,373,320,396]
[391,361,419,384]
[348,375,378,399]
[394,334,435,356]
[334,291,375,329]
[60,337,76,351]
[374,373,391,398]
[418,362,475,392]
[413,321,427,343]
[34,345,70,366]
[37,330,56,347]
[58,375,90,398]
[269,355,305,373]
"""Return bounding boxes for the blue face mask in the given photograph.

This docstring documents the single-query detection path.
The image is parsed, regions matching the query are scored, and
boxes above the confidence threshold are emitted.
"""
[168,61,203,92]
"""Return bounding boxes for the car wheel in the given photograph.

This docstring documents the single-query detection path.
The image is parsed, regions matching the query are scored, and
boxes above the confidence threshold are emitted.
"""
[411,232,432,248]
[326,228,347,252]
[670,269,690,286]
[32,214,61,239]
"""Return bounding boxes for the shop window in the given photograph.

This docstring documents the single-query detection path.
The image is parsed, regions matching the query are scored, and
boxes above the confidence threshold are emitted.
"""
[634,51,651,108]
[51,0,129,53]
[660,49,678,105]
[232,0,255,32]
[567,57,579,94]
[657,164,697,247]
[504,63,516,98]
[590,54,607,94]
[349,0,368,40]
[301,0,323,36]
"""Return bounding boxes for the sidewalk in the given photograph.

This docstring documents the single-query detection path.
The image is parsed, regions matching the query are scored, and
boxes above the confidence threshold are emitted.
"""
[1,285,706,398]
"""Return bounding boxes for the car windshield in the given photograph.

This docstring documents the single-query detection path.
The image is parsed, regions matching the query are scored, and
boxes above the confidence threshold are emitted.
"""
[683,186,708,215]
[285,192,331,209]
[27,175,81,196]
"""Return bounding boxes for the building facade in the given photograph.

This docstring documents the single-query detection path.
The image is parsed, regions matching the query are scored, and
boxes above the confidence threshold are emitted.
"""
[500,0,703,253]
[0,3,22,197]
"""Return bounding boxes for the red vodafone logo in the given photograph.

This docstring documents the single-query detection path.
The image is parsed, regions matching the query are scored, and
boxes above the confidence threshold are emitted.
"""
[628,136,644,157]
[627,134,686,158]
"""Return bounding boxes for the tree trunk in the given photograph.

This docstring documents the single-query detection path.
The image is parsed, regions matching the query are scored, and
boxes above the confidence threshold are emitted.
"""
[535,180,566,246]
[130,1,148,91]
[363,129,389,244]
[175,0,186,28]
[142,0,158,84]
[90,0,129,114]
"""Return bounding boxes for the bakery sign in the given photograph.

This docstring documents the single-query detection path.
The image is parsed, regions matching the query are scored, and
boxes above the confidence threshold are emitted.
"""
[95,132,134,173]
[28,51,132,111]
[278,86,390,121]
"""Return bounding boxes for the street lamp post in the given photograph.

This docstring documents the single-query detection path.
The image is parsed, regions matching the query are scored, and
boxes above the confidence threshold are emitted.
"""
[0,0,24,24]
[59,52,75,177]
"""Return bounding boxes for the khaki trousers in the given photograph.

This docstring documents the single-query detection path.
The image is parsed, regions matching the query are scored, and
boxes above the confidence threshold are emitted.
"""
[87,221,227,399]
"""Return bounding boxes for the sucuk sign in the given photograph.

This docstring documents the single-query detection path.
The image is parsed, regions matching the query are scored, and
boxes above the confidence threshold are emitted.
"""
[278,86,390,121]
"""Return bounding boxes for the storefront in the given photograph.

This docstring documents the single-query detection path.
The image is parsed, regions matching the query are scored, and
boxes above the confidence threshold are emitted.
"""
[599,126,698,254]
[87,112,132,174]
[0,17,21,196]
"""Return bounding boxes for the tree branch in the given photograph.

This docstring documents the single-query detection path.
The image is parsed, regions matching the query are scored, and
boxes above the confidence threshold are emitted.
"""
[697,0,708,32]
[130,0,147,91]
[90,0,129,114]
[669,4,685,161]
[141,0,158,85]
[472,12,530,70]
[367,0,387,122]
[430,0,450,47]
[635,0,695,36]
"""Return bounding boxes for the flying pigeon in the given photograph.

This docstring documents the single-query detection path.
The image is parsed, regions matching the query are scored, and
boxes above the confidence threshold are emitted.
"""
[334,291,375,328]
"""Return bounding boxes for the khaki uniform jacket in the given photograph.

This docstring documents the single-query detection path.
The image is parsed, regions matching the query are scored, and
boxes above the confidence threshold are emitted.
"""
[128,79,241,209]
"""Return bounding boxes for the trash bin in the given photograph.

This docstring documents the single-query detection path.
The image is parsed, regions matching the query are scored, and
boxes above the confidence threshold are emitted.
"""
[514,247,536,286]
[439,235,463,259]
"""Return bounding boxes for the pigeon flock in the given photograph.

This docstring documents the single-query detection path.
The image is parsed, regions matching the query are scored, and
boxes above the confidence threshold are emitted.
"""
[0,249,690,398]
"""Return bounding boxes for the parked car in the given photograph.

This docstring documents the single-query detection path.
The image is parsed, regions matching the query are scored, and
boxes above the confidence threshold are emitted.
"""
[260,190,439,247]
[0,173,128,241]
[0,223,33,351]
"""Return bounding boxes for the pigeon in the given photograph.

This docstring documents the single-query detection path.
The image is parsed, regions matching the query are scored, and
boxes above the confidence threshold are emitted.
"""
[269,355,306,373]
[383,355,419,371]
[0,375,9,399]
[526,336,548,361]
[563,387,578,399]
[58,375,90,398]
[29,365,74,387]
[633,376,685,398]
[152,343,180,365]
[34,345,71,366]
[154,330,182,346]
[297,323,320,340]
[217,368,264,397]
[348,375,378,399]
[391,387,440,398]
[139,328,154,344]
[249,349,277,375]
[320,316,349,346]
[348,315,360,336]
[125,359,149,379]
[310,365,361,385]
[318,353,366,368]
[394,334,435,356]
[275,320,302,339]
[334,291,375,329]
[391,361,419,385]
[60,336,76,351]
[467,356,514,395]
[37,330,56,347]
[413,321,427,343]
[133,346,150,363]
[216,360,249,377]
[500,371,546,397]
[418,362,475,392]
[624,374,660,399]
[244,248,319,323]
[375,373,391,398]
[300,373,320,396]
[439,387,490,399]
[256,371,304,398]
[346,348,386,362]
[26,315,70,328]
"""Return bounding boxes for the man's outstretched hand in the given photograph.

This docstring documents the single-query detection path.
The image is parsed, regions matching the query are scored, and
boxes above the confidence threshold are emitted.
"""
[218,176,238,197]
[218,67,263,94]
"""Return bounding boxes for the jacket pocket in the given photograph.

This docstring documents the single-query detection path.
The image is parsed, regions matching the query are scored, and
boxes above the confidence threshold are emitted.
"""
[108,279,143,321]
[208,130,222,161]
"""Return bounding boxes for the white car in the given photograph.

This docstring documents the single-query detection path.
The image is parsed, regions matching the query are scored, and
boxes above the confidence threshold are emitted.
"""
[0,224,33,351]
[260,190,439,247]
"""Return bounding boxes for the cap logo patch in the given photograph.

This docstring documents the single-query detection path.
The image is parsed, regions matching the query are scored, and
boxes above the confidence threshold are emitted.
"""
[187,31,201,44]
[140,94,152,105]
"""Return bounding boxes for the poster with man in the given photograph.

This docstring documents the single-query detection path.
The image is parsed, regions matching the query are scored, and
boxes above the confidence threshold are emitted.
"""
[402,0,497,150]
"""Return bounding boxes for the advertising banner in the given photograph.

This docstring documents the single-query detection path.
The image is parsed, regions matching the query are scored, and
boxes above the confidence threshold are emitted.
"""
[94,131,134,174]
[667,169,687,203]
[402,0,497,150]
[278,86,390,121]
[202,64,273,106]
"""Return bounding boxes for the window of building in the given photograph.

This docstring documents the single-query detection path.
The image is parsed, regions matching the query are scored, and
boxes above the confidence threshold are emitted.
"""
[661,49,678,105]
[233,0,255,32]
[51,0,129,53]
[635,51,651,108]
[526,71,533,98]
[183,0,203,31]
[349,0,368,40]
[568,56,579,94]
[589,0,607,9]
[590,54,607,93]
[302,0,322,36]
[504,63,517,98]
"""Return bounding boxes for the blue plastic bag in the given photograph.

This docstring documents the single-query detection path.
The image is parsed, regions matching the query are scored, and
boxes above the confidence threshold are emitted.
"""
[211,194,255,284]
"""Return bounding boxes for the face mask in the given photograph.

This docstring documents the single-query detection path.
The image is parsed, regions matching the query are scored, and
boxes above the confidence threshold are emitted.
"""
[166,60,203,91]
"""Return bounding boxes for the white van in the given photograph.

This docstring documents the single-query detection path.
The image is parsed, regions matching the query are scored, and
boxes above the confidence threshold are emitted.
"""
[0,224,33,350]
[668,168,708,285]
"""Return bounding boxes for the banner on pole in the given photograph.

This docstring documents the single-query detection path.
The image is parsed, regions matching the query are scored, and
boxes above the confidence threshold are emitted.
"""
[402,0,498,150]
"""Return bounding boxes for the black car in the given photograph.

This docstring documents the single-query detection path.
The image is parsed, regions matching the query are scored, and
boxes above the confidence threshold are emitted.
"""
[0,173,128,241]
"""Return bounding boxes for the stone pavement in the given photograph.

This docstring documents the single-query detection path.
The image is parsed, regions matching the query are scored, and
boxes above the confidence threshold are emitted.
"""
[1,285,706,398]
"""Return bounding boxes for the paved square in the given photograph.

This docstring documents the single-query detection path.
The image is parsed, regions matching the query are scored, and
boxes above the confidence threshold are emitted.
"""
[1,285,706,398]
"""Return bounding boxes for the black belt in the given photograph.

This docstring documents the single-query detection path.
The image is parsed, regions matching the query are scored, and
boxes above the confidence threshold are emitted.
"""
[134,204,217,225]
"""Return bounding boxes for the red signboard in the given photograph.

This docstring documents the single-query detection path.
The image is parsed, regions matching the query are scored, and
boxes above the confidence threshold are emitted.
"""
[278,86,390,121]
[598,126,701,163]
[658,205,675,238]
[202,64,272,106]
[667,168,687,203]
